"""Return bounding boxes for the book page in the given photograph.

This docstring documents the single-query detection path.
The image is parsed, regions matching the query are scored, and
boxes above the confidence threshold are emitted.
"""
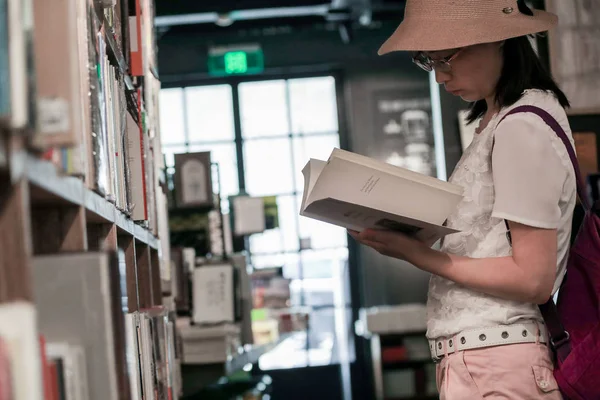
[302,198,458,243]
[308,156,462,226]
[300,158,326,212]
[330,148,463,195]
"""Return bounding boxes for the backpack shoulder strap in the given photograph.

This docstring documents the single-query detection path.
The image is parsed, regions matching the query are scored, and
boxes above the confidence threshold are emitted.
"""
[498,105,574,363]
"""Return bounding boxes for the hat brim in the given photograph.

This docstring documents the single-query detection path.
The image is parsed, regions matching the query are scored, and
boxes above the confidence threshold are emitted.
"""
[378,9,557,54]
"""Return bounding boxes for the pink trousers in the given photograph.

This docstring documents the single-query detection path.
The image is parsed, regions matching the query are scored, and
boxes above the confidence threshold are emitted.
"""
[436,343,563,399]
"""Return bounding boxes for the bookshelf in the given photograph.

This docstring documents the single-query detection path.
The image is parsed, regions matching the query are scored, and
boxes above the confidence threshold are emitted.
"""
[0,3,163,304]
[0,0,181,398]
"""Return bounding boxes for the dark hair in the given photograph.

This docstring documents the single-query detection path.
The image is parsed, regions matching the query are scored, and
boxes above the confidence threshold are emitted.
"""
[466,35,570,123]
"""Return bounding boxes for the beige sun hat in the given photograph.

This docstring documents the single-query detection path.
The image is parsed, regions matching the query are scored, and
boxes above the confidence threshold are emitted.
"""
[378,0,558,54]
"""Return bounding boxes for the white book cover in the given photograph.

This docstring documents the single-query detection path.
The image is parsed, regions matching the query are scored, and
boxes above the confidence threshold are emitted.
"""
[124,313,142,400]
[104,63,115,202]
[46,342,90,400]
[73,0,90,179]
[0,301,43,400]
[232,196,265,236]
[32,253,120,400]
[300,148,463,243]
[103,57,116,203]
[192,265,235,325]
[7,0,30,128]
[138,314,156,400]
[165,321,177,399]
[157,189,171,281]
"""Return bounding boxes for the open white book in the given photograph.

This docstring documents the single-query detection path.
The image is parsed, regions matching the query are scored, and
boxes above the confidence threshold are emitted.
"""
[300,148,464,243]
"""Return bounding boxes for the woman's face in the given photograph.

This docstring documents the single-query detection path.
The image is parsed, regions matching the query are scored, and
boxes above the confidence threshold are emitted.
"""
[425,42,504,104]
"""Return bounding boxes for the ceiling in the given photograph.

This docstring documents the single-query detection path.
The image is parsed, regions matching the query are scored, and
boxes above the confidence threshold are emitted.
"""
[156,0,332,16]
[154,0,405,30]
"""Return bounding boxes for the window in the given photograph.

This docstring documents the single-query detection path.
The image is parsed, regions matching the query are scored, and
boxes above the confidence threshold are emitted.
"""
[160,84,239,210]
[186,85,235,143]
[159,75,352,370]
[243,137,295,196]
[239,80,289,138]
[289,77,338,135]
[159,88,186,145]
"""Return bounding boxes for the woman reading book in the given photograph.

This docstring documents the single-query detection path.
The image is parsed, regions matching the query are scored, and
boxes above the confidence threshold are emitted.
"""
[349,1,576,398]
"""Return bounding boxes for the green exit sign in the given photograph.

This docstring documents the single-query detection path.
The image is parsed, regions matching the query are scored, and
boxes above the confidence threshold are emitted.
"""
[224,51,248,74]
[208,45,264,76]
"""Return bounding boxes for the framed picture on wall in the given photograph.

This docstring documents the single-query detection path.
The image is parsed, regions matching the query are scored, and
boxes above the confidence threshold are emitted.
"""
[174,151,214,208]
[545,0,600,115]
[370,87,437,177]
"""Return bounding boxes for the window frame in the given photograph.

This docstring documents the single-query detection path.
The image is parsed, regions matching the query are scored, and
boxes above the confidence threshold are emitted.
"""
[160,70,361,373]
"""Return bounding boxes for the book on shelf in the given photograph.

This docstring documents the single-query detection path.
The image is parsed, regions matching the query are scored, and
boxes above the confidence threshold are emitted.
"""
[300,148,464,243]
[137,312,157,400]
[72,0,92,180]
[45,342,90,400]
[32,252,127,400]
[171,247,192,314]
[129,0,157,78]
[157,188,171,283]
[101,0,125,59]
[124,312,142,400]
[115,81,129,211]
[104,57,118,204]
[165,318,178,399]
[0,301,44,400]
[192,264,236,325]
[4,0,36,130]
[31,0,83,150]
[141,307,173,400]
[38,336,53,400]
[146,139,157,231]
[125,106,149,221]
[0,134,6,169]
[123,310,180,400]
[88,10,111,196]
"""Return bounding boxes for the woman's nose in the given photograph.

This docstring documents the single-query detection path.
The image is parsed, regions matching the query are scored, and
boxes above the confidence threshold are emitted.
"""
[435,69,451,84]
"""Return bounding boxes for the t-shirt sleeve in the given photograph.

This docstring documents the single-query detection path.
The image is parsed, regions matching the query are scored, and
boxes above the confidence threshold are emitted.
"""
[491,115,567,229]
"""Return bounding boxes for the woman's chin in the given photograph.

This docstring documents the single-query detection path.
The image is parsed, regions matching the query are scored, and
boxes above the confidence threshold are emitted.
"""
[459,93,484,103]
[458,93,474,102]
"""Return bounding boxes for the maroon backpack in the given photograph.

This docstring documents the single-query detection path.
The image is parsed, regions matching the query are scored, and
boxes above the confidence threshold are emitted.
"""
[501,106,600,400]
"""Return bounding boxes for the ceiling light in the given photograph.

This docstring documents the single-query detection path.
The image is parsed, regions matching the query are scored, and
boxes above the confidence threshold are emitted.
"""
[215,13,233,27]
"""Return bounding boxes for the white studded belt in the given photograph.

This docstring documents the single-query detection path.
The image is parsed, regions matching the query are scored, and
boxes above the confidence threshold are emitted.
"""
[429,322,548,362]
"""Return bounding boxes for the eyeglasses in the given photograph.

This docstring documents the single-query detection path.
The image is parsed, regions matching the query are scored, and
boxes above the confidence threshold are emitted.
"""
[412,48,463,72]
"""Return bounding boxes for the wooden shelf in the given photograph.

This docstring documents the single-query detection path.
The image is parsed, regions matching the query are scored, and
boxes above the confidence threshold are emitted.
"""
[22,153,159,249]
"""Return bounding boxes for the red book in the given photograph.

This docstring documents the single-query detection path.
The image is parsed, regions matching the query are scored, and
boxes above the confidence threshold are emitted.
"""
[38,336,53,400]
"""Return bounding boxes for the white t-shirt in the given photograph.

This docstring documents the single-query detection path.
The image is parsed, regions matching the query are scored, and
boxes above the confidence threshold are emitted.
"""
[426,89,577,340]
